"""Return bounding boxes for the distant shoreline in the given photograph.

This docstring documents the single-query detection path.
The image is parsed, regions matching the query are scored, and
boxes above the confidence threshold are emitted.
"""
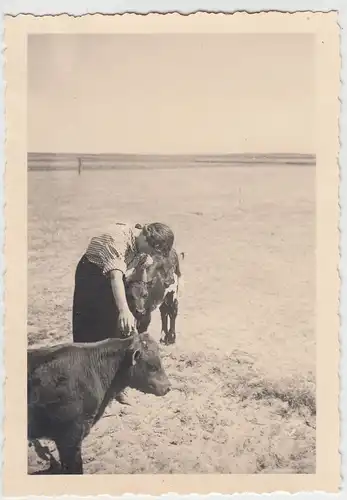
[27,152,316,171]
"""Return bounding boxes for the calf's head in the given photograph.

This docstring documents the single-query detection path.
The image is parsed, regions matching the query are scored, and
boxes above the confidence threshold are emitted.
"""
[125,253,174,318]
[126,280,149,317]
[124,254,153,317]
[127,333,171,397]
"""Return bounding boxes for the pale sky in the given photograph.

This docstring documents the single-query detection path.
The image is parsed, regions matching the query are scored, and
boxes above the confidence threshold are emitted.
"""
[28,34,314,154]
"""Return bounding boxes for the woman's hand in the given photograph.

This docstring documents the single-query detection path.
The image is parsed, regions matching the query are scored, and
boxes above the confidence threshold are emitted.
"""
[118,307,137,336]
[109,269,137,336]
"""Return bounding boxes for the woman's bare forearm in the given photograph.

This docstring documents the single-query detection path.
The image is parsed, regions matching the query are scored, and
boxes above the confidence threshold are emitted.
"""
[109,269,130,312]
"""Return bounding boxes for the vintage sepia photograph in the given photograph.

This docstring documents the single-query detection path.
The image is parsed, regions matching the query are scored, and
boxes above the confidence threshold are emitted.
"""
[2,11,341,496]
[26,30,317,476]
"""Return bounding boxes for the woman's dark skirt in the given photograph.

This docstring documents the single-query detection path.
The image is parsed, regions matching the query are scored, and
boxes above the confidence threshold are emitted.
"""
[72,254,121,343]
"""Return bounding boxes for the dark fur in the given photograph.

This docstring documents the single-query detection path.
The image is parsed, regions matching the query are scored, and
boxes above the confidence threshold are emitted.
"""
[28,332,170,474]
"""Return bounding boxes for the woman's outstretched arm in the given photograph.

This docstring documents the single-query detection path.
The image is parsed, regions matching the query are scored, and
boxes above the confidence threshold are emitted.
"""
[109,269,136,335]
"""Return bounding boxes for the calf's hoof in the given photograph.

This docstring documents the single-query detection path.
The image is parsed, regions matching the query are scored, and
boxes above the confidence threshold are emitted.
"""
[160,335,176,346]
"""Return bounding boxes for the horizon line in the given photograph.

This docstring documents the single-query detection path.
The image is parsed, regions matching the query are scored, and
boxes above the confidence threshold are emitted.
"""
[28,152,315,157]
[27,151,316,171]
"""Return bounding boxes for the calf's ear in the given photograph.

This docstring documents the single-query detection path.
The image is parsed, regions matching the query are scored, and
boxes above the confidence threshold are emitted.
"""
[132,349,141,366]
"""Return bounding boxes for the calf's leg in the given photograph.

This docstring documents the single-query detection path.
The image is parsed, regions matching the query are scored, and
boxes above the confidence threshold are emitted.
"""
[55,426,84,475]
[56,441,83,475]
[160,292,178,345]
[159,302,170,345]
[168,297,178,344]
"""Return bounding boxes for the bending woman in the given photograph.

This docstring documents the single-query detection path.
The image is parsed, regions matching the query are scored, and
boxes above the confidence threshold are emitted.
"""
[72,222,175,342]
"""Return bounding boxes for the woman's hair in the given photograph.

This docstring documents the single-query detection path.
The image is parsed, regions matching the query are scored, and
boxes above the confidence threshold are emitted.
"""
[141,222,174,257]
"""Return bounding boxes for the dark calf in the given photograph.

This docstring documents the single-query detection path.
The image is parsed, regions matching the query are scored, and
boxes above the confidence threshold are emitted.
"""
[126,250,184,345]
[28,332,170,475]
